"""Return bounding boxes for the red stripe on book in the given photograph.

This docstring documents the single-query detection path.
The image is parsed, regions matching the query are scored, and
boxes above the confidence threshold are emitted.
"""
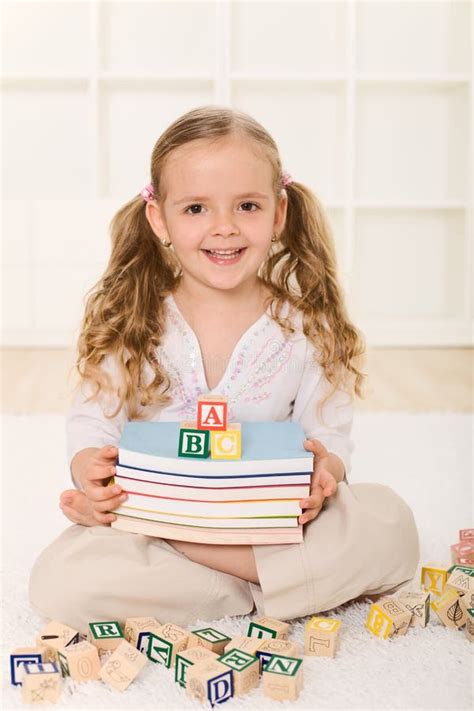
[116,474,306,490]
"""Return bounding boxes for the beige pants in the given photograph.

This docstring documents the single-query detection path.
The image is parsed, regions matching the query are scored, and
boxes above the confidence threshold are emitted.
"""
[29,483,419,633]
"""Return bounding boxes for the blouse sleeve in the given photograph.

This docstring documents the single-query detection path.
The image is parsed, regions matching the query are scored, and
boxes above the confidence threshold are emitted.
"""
[291,338,355,479]
[65,354,129,483]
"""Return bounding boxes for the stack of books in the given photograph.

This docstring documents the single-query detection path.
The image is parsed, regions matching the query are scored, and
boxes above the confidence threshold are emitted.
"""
[111,421,312,544]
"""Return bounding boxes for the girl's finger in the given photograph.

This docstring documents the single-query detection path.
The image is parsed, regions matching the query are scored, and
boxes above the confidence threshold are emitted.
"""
[93,510,117,525]
[60,503,96,527]
[303,439,329,459]
[84,482,122,502]
[93,492,128,513]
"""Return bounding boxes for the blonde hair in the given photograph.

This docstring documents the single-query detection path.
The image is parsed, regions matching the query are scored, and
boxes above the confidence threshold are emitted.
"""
[73,105,366,419]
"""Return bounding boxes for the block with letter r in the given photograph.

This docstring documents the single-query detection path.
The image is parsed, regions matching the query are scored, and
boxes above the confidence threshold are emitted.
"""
[218,648,259,696]
[87,621,124,654]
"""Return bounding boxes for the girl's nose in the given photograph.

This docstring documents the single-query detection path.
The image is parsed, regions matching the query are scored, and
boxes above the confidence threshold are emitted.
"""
[210,210,240,238]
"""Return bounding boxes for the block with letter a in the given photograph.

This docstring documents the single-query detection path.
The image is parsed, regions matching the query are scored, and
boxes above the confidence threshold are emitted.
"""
[197,394,228,431]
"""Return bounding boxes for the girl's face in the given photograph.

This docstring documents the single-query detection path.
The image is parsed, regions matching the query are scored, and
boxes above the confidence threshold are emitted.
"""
[146,135,287,295]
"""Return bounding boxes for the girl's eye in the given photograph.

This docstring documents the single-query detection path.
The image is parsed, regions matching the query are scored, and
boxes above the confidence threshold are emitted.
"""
[184,202,260,215]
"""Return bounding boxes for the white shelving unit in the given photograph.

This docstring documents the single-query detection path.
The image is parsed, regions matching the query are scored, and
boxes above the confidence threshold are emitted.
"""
[2,0,472,346]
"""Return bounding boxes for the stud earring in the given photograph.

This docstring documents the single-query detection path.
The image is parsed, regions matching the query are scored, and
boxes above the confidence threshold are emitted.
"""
[271,233,279,242]
[160,238,172,248]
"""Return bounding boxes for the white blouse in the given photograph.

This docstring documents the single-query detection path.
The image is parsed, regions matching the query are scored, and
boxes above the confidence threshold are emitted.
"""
[66,294,355,477]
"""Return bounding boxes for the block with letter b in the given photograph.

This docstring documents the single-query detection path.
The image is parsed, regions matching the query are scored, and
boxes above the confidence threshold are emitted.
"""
[304,616,341,657]
[366,597,412,639]
[197,394,228,431]
[178,424,210,458]
[186,658,234,706]
[218,648,259,696]
[262,654,303,702]
[210,424,241,460]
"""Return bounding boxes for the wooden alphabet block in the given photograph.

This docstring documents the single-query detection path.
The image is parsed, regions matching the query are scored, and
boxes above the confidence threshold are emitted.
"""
[447,565,474,609]
[247,616,289,640]
[218,648,260,696]
[87,621,124,655]
[189,627,232,654]
[465,608,474,642]
[36,621,80,663]
[147,623,189,667]
[175,647,218,688]
[197,394,228,431]
[57,640,100,681]
[398,591,431,628]
[178,426,210,458]
[99,640,147,692]
[431,588,467,629]
[262,654,303,702]
[186,658,234,705]
[20,662,61,704]
[224,636,265,655]
[210,424,242,460]
[256,638,300,671]
[123,616,162,654]
[304,616,341,657]
[421,565,448,597]
[366,597,412,639]
[10,648,43,685]
[451,542,474,564]
[459,529,474,541]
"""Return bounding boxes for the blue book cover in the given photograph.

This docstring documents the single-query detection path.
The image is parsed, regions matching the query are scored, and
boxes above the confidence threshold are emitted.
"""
[118,421,313,478]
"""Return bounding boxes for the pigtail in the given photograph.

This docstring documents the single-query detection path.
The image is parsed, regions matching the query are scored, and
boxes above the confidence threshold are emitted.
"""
[74,194,180,419]
[261,181,366,406]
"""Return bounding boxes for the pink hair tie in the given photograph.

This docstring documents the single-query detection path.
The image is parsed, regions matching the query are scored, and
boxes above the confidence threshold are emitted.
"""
[141,182,155,202]
[280,170,293,187]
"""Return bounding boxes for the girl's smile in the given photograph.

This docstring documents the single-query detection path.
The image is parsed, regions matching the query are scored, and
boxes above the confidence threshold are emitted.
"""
[202,246,247,265]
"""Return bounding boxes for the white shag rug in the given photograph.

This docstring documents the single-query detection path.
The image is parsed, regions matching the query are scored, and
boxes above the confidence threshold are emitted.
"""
[1,412,472,711]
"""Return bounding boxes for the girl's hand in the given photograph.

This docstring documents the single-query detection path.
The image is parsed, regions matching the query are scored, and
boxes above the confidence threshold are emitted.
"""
[75,445,127,525]
[299,439,338,525]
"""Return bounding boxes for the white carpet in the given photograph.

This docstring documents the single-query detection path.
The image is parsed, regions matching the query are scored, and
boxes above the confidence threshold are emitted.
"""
[1,412,472,710]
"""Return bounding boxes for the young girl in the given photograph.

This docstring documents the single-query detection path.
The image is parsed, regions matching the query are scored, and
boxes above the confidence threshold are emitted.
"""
[29,106,419,632]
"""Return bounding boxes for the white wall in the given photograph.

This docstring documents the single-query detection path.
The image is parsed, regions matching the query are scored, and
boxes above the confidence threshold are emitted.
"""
[1,0,472,346]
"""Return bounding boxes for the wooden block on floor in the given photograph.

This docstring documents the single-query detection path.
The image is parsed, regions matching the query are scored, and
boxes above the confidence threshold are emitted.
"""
[447,565,474,609]
[147,623,189,667]
[451,542,474,564]
[459,529,474,541]
[465,608,474,642]
[366,597,412,639]
[186,658,234,705]
[123,616,162,654]
[87,621,124,655]
[247,616,289,640]
[36,621,80,662]
[99,639,147,692]
[218,648,260,696]
[262,654,303,702]
[210,425,242,460]
[431,588,467,629]
[398,591,431,627]
[257,638,300,671]
[178,426,210,458]
[57,640,100,681]
[20,662,61,704]
[224,636,265,655]
[189,627,232,655]
[304,616,341,657]
[175,647,218,688]
[197,394,228,431]
[421,565,449,597]
[10,648,43,686]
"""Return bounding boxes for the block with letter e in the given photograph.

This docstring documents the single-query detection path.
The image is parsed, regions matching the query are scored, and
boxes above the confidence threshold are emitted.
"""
[218,648,259,696]
[189,627,232,654]
[175,647,218,688]
[186,658,233,706]
[178,423,210,458]
[197,394,228,431]
[262,654,303,702]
